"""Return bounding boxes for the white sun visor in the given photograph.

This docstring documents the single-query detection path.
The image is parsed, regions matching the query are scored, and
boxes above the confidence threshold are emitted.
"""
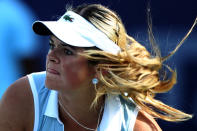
[33,11,121,55]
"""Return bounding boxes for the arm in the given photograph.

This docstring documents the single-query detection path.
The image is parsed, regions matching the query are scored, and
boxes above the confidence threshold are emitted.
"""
[134,110,162,131]
[0,76,34,131]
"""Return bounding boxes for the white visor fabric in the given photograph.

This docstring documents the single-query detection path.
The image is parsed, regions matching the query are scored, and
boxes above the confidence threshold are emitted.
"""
[33,11,121,55]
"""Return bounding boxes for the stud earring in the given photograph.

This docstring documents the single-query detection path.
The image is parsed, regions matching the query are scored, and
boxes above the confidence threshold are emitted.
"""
[92,78,98,85]
[92,78,98,89]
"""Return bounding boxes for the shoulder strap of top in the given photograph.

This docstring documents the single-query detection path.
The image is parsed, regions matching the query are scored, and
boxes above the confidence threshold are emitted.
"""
[27,71,46,131]
[99,94,139,131]
[119,96,139,130]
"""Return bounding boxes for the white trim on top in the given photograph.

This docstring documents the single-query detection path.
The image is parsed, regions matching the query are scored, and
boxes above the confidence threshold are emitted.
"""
[27,74,39,131]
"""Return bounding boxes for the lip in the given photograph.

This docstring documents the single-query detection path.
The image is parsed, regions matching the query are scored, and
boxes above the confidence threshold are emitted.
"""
[47,68,60,75]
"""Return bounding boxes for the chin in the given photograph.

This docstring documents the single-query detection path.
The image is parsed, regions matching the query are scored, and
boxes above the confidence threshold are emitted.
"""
[45,78,59,90]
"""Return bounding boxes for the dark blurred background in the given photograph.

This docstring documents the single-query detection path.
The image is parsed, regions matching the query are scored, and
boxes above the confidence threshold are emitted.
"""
[0,0,196,130]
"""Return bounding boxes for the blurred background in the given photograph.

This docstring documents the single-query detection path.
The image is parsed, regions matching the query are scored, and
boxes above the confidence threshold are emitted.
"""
[0,0,196,130]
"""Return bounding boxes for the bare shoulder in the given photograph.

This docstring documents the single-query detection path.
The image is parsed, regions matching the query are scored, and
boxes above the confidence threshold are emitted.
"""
[134,110,162,131]
[0,76,34,131]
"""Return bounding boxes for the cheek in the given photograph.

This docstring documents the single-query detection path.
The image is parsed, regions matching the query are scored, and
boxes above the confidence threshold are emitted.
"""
[62,58,92,87]
[45,57,49,69]
[45,53,50,69]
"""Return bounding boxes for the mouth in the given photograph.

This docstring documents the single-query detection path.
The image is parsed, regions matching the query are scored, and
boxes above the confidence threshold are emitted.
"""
[47,68,60,75]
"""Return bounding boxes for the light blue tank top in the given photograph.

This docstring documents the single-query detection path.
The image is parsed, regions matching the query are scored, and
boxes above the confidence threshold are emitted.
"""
[27,71,139,131]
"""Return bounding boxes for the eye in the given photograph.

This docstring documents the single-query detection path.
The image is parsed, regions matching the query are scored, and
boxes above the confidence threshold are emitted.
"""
[49,43,55,50]
[64,48,74,55]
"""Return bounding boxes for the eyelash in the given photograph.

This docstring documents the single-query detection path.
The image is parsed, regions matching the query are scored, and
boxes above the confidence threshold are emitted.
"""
[64,48,74,55]
[49,43,74,56]
[49,43,55,50]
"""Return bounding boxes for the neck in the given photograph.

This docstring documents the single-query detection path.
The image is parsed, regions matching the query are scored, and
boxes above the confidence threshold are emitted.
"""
[59,83,96,110]
[58,84,104,130]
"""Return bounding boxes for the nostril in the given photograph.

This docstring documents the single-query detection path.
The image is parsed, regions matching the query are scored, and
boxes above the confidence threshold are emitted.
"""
[50,57,56,62]
[49,56,59,63]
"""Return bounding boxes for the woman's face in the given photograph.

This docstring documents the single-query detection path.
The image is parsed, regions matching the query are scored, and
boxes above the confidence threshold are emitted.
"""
[45,35,95,91]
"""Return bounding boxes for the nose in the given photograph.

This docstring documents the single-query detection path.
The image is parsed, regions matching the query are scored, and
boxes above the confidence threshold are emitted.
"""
[47,49,60,64]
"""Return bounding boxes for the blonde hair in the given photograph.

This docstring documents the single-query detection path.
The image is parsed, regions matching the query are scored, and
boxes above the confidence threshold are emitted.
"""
[72,4,197,122]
